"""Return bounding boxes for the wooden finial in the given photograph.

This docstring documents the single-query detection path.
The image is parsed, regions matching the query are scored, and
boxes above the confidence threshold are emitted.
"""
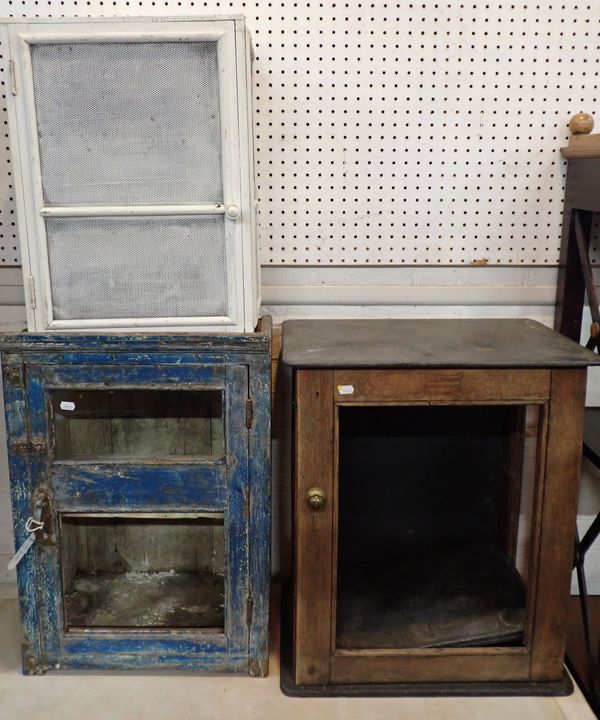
[561,112,600,158]
[569,112,594,135]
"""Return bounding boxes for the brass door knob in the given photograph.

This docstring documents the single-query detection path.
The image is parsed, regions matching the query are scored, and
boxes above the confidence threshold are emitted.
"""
[306,487,326,511]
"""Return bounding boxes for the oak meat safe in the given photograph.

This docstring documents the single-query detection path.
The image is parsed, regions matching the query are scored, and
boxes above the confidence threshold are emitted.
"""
[282,318,600,696]
[1,325,271,674]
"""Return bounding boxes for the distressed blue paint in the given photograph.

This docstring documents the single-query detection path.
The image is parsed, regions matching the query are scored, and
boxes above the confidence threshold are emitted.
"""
[42,653,249,673]
[225,365,250,655]
[0,333,269,350]
[248,355,272,676]
[38,544,63,659]
[36,363,225,387]
[52,464,226,509]
[7,456,29,504]
[2,362,27,443]
[13,511,44,667]
[2,329,271,675]
[64,633,228,655]
[2,363,44,668]
[24,373,47,439]
[24,351,259,366]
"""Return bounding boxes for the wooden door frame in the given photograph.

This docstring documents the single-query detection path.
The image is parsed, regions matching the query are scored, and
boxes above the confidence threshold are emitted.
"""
[23,360,251,667]
[293,366,586,686]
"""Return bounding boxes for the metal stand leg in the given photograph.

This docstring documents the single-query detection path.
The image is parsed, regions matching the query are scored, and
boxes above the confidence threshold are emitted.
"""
[574,514,600,704]
[575,529,597,686]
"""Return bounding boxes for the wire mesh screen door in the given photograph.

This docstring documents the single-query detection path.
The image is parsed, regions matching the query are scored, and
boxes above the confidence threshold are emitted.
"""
[3,18,255,331]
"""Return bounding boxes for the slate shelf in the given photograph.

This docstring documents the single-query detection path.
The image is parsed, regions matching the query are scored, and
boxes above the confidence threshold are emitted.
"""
[336,543,526,650]
[65,570,225,629]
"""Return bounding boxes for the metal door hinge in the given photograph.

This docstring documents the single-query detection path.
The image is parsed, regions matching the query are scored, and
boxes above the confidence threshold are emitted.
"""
[9,59,17,95]
[3,363,24,387]
[10,439,47,455]
[246,398,253,429]
[28,276,36,309]
[246,595,254,626]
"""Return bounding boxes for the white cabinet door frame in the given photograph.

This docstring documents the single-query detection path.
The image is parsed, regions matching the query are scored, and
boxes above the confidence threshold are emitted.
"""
[2,18,254,332]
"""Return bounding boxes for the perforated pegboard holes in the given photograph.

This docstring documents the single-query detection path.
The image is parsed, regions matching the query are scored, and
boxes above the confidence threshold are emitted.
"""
[1,2,599,266]
[0,48,18,266]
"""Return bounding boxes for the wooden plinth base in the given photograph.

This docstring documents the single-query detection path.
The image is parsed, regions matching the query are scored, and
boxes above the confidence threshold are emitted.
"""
[279,584,573,698]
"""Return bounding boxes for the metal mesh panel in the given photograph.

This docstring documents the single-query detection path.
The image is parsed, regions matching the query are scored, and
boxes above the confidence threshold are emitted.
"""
[31,42,223,206]
[46,216,227,320]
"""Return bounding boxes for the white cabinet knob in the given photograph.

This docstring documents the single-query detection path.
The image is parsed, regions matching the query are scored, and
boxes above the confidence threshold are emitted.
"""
[226,204,240,220]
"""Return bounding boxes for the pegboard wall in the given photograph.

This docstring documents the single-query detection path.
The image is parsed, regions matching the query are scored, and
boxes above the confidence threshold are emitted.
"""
[0,2,599,267]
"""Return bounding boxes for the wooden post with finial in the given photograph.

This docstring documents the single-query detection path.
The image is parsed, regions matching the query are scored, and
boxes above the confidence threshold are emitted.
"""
[561,112,600,158]
[554,112,600,343]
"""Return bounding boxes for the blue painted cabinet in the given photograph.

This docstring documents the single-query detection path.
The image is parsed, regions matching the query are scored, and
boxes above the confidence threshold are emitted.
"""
[1,327,271,675]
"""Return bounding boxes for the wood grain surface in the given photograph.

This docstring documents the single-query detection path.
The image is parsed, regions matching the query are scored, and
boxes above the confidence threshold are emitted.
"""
[293,369,335,685]
[333,369,550,404]
[530,369,587,680]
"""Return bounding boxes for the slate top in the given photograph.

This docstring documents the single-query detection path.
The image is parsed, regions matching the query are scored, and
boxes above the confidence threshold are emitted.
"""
[281,319,600,369]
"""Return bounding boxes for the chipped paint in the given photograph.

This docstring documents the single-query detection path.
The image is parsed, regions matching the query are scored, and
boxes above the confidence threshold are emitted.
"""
[1,328,271,674]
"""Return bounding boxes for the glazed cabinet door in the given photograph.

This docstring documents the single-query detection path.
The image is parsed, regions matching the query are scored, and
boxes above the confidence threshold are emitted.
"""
[293,367,585,687]
[15,361,250,672]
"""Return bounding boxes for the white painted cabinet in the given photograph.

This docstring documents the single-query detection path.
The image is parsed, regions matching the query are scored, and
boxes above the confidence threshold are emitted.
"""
[2,17,259,332]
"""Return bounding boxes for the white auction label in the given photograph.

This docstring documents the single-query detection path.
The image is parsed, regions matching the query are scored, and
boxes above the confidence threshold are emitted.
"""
[60,401,76,411]
[337,385,354,395]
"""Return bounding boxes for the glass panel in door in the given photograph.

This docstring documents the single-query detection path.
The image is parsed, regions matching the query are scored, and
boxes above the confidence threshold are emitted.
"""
[336,404,536,650]
[51,388,224,460]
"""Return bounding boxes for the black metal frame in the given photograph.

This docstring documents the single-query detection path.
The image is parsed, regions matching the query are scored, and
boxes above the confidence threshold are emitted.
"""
[555,156,600,714]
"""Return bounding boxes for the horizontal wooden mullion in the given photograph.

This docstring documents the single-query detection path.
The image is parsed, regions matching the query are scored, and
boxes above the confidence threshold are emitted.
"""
[333,369,551,404]
[330,648,531,684]
[37,363,225,388]
[52,463,227,510]
[61,511,224,520]
[62,630,228,657]
[333,646,529,657]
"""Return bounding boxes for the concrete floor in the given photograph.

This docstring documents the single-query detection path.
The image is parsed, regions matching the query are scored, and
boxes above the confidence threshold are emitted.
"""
[0,594,596,720]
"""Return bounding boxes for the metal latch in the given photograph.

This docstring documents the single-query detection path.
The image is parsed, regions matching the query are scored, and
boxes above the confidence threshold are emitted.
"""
[6,488,54,570]
[33,487,55,546]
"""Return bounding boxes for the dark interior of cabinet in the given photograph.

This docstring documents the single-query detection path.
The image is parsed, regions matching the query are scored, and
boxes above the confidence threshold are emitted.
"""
[61,514,225,630]
[336,405,528,650]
